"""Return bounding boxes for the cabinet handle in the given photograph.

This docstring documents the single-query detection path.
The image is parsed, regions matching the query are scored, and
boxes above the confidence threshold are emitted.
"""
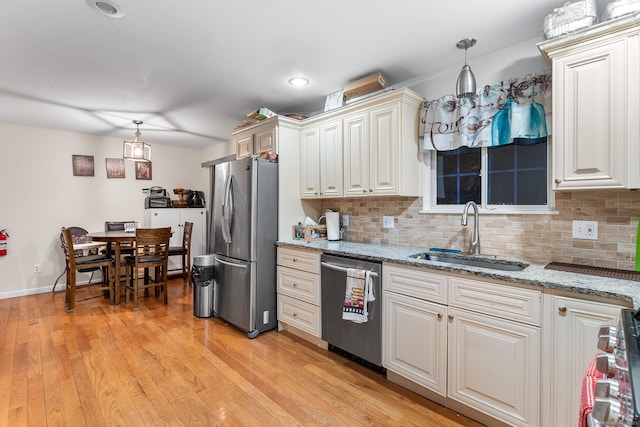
[292,257,298,262]
[437,313,443,319]
[558,306,567,314]
[292,312,298,317]
[554,179,561,185]
[292,282,297,287]
[448,314,454,320]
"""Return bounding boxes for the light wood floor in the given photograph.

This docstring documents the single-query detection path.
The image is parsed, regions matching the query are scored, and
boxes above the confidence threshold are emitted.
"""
[0,278,485,427]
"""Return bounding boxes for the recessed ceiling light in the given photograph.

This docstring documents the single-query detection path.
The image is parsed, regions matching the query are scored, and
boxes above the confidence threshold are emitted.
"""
[85,0,126,18]
[288,77,310,87]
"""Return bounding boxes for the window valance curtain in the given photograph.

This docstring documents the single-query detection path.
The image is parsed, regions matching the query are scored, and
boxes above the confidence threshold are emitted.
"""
[419,73,552,151]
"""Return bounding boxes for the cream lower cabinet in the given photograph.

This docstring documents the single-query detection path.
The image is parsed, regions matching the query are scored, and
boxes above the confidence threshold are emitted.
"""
[383,263,541,427]
[276,247,322,339]
[542,293,625,427]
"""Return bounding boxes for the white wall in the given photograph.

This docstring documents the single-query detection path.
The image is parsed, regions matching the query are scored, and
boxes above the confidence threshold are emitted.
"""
[0,122,214,298]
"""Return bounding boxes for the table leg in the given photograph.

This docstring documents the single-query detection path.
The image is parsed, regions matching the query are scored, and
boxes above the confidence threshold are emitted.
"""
[113,243,121,305]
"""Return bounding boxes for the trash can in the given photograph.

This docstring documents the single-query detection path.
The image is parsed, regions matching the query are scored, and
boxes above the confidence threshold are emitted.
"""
[192,254,216,318]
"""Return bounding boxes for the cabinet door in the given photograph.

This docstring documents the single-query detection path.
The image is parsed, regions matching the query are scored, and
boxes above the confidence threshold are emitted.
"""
[448,307,540,427]
[369,103,399,194]
[236,133,254,160]
[383,291,447,396]
[319,120,343,198]
[542,295,622,427]
[255,127,276,153]
[300,125,320,198]
[552,38,627,189]
[343,112,369,196]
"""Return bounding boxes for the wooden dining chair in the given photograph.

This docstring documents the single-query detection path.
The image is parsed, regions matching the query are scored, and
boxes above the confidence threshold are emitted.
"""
[168,221,193,285]
[61,227,115,312]
[104,221,136,254]
[124,227,171,311]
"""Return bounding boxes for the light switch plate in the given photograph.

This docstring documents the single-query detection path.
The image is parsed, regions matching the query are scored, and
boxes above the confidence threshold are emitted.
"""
[342,215,349,226]
[383,216,394,229]
[572,220,598,240]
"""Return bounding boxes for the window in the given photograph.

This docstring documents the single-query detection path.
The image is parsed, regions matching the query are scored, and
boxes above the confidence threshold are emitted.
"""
[427,138,552,212]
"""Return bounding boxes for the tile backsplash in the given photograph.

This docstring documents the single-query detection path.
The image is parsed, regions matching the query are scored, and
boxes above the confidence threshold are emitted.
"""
[321,190,640,270]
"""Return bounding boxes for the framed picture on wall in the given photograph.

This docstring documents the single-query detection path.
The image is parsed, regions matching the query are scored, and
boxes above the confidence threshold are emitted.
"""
[72,154,95,177]
[105,158,125,179]
[135,161,152,180]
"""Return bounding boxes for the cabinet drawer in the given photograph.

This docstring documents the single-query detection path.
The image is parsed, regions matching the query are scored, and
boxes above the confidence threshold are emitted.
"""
[277,247,321,273]
[383,263,448,304]
[277,266,320,305]
[277,294,321,337]
[449,277,541,326]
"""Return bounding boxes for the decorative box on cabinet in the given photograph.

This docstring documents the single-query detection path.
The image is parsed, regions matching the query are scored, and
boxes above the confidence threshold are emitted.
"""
[300,88,423,199]
[383,263,541,427]
[276,247,325,346]
[143,208,207,272]
[538,15,640,190]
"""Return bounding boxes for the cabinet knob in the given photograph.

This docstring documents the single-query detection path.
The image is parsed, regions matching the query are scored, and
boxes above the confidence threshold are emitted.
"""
[437,313,443,319]
[292,312,298,317]
[448,314,454,320]
[292,282,298,287]
[558,306,567,314]
[554,179,561,185]
[292,257,297,262]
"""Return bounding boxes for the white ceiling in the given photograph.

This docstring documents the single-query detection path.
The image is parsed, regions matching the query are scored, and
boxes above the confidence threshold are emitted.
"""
[0,0,595,149]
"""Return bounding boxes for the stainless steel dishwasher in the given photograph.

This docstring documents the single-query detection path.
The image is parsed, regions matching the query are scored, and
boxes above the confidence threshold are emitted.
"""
[321,254,383,370]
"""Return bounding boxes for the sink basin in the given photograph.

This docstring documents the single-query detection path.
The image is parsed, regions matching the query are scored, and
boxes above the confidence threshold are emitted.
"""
[409,253,528,272]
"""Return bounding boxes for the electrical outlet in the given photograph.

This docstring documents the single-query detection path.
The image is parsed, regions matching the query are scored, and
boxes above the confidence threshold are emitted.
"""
[342,215,349,227]
[34,264,41,273]
[572,220,598,240]
[383,216,394,229]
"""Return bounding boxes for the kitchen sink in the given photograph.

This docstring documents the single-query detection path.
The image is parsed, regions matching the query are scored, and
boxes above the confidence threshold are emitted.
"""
[409,252,528,272]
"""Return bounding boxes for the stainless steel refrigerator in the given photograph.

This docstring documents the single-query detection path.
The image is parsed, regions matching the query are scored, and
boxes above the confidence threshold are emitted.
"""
[211,156,278,338]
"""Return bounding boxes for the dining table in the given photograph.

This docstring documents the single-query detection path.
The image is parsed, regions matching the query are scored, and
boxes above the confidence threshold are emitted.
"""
[86,230,136,304]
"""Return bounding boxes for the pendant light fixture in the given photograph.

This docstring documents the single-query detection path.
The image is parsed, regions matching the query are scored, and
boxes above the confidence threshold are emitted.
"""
[123,120,151,162]
[455,38,477,98]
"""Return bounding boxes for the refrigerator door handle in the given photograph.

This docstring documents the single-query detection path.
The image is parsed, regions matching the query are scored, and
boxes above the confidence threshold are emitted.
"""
[222,174,233,243]
[214,256,248,269]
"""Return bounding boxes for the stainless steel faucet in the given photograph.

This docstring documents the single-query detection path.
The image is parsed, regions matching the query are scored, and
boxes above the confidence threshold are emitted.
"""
[461,201,480,255]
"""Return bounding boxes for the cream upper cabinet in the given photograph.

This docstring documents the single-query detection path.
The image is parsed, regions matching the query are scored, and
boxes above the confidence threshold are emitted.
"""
[343,111,369,196]
[233,116,289,159]
[300,125,320,198]
[235,133,254,160]
[319,119,343,198]
[539,16,640,190]
[541,293,625,427]
[300,88,423,198]
[369,102,400,194]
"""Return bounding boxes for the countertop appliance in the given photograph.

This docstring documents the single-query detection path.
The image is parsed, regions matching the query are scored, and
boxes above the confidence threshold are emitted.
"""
[587,309,640,426]
[321,254,383,370]
[144,186,171,208]
[211,156,278,338]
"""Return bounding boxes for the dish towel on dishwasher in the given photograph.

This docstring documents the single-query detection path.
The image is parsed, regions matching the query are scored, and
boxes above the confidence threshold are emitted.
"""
[342,268,374,323]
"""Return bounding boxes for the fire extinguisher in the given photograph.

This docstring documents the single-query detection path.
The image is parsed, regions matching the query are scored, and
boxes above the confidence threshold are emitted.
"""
[0,229,8,256]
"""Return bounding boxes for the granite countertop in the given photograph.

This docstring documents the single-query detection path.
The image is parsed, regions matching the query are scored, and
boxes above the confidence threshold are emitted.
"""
[278,239,640,309]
